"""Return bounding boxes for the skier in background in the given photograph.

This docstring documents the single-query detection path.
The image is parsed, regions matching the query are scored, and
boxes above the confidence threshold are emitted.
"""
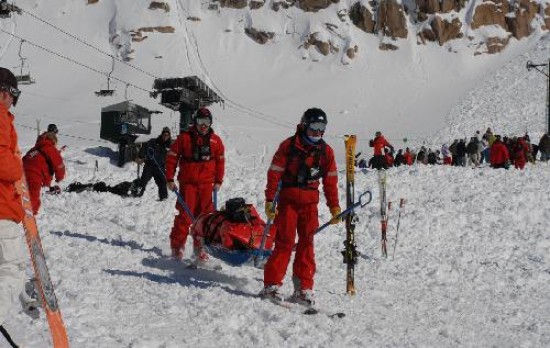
[0,67,26,333]
[166,108,225,264]
[490,135,510,169]
[539,133,550,162]
[135,126,172,201]
[23,123,66,215]
[369,131,394,170]
[260,108,341,306]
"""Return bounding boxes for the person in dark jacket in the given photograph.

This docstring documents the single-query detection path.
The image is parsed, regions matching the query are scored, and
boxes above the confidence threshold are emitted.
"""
[393,149,405,166]
[455,139,467,166]
[136,127,172,200]
[538,133,550,162]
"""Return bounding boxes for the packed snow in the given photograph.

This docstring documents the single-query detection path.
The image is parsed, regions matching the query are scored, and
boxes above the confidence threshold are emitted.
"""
[0,1,549,347]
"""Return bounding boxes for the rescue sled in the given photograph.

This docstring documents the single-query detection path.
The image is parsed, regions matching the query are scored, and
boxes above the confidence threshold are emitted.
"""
[190,198,276,266]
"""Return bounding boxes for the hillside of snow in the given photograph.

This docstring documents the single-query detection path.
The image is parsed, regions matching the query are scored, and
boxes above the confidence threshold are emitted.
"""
[0,1,549,347]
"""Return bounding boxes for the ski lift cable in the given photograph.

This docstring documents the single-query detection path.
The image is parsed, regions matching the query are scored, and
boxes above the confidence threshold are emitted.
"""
[15,122,111,144]
[176,0,293,129]
[188,24,291,127]
[107,56,115,90]
[0,29,153,94]
[17,6,159,79]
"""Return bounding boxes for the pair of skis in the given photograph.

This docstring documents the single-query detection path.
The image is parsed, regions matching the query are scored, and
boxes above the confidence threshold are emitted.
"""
[343,135,358,295]
[377,170,406,259]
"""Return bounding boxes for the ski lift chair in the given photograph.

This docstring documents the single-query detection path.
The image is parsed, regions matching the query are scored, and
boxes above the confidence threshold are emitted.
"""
[95,87,115,97]
[16,74,35,85]
[15,40,35,85]
[95,57,116,97]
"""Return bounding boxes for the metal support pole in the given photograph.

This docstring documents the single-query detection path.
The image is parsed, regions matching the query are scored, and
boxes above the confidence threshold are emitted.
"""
[526,59,550,134]
[547,59,549,134]
[178,104,194,134]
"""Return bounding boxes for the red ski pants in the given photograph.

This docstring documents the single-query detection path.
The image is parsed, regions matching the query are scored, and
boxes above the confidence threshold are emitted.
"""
[514,159,526,170]
[170,183,214,250]
[27,179,42,215]
[264,201,319,291]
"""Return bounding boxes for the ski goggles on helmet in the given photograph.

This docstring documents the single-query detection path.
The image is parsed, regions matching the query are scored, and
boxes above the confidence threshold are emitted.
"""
[308,122,326,132]
[0,85,20,106]
[196,118,211,127]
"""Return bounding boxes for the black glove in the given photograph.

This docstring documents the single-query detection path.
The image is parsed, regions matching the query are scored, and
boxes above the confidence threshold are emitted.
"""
[49,185,61,195]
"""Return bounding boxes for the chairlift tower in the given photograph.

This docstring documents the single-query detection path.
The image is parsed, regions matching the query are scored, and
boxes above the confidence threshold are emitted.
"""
[526,59,550,134]
[150,76,223,133]
[100,101,159,167]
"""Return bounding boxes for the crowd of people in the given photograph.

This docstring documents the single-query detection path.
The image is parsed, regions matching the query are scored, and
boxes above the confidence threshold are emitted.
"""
[358,128,550,170]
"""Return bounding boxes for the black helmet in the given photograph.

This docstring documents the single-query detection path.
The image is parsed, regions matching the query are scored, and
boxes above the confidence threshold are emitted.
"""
[301,108,327,126]
[194,107,212,124]
[0,67,17,90]
[47,124,58,134]
[0,67,19,106]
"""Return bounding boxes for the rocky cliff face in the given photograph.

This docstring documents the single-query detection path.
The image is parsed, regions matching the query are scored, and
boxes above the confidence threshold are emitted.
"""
[88,0,549,63]
[216,0,549,60]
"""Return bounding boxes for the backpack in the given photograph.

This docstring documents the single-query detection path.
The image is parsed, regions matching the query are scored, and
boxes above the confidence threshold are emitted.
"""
[224,198,252,223]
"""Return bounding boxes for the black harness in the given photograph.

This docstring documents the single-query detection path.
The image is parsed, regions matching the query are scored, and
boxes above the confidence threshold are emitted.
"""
[282,135,326,188]
[190,131,212,162]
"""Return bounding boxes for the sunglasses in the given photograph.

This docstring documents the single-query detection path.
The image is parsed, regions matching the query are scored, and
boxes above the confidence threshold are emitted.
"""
[1,85,21,105]
[308,122,326,132]
[196,118,211,126]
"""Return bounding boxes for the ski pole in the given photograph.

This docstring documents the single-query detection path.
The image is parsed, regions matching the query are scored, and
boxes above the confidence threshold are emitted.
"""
[392,198,405,260]
[213,189,218,211]
[379,170,388,258]
[254,181,282,267]
[315,189,372,235]
[148,147,196,222]
[0,325,19,348]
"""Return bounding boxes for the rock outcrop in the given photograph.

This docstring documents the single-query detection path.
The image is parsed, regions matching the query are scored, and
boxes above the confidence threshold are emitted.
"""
[349,2,375,34]
[297,0,340,12]
[220,0,248,9]
[245,27,276,44]
[377,0,408,39]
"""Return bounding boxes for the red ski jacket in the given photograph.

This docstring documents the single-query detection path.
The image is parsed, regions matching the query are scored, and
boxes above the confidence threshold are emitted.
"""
[265,134,339,209]
[512,138,529,162]
[0,104,24,222]
[166,128,225,185]
[370,135,393,156]
[490,140,509,166]
[23,133,66,187]
[403,151,413,165]
[385,153,394,167]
